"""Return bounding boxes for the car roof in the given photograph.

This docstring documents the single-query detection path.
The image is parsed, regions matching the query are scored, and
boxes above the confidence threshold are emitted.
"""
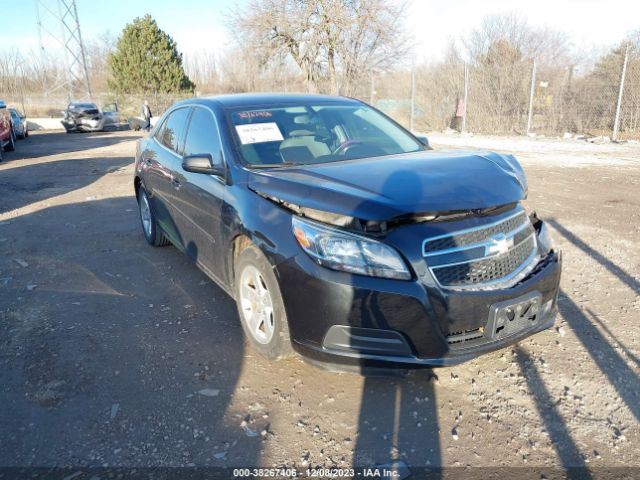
[0,100,6,109]
[178,93,363,109]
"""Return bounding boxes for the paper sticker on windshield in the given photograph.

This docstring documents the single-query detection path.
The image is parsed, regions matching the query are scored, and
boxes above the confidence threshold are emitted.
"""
[236,111,273,120]
[235,122,284,144]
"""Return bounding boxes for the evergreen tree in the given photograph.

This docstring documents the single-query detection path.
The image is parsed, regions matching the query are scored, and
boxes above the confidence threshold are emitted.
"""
[108,15,194,93]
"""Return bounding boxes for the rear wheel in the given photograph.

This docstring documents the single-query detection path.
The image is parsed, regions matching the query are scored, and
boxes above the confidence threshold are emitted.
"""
[137,188,170,247]
[4,128,15,152]
[235,244,293,359]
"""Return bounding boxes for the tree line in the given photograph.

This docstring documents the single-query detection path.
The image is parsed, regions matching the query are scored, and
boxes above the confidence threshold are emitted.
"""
[0,2,638,137]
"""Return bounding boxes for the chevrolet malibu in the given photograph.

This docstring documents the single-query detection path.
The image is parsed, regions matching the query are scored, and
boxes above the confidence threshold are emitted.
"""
[134,94,561,368]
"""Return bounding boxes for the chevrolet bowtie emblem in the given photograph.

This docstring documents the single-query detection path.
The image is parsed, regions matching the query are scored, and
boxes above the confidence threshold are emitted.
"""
[485,233,514,256]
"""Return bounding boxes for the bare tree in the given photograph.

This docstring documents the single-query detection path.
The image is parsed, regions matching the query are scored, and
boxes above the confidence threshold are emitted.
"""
[185,50,222,92]
[85,31,117,92]
[229,0,411,95]
[461,13,571,132]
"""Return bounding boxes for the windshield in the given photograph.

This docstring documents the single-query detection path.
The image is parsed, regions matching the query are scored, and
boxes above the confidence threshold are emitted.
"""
[69,103,97,110]
[229,104,423,166]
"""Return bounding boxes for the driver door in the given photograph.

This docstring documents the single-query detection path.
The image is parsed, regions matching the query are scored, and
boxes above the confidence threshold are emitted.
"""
[170,106,227,281]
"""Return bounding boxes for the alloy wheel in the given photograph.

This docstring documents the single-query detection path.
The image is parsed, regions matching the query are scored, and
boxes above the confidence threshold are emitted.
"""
[139,192,152,238]
[239,265,275,345]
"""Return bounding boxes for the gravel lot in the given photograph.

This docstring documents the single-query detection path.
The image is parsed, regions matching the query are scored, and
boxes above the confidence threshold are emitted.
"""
[0,131,638,477]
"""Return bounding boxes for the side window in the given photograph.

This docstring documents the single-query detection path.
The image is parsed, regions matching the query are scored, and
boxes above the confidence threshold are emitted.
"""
[183,107,222,163]
[153,117,167,142]
[158,107,191,155]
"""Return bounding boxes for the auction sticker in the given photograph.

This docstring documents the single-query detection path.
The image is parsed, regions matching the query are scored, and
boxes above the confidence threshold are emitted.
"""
[235,122,284,144]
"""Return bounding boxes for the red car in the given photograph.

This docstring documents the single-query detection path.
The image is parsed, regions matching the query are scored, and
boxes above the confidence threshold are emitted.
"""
[0,100,16,161]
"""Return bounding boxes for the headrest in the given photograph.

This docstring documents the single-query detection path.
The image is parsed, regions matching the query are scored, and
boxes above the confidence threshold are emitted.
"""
[289,129,315,137]
[293,115,311,125]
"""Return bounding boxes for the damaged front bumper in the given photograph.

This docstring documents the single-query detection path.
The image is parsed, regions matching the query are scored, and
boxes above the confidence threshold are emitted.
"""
[61,116,104,132]
[275,215,562,368]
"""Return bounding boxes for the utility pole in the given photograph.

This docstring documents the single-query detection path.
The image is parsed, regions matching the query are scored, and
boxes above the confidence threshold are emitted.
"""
[369,73,375,105]
[462,62,469,133]
[410,67,415,132]
[35,0,92,99]
[526,59,537,135]
[613,44,630,142]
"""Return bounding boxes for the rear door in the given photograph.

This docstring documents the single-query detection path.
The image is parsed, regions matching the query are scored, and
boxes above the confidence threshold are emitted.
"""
[171,106,227,280]
[142,106,192,245]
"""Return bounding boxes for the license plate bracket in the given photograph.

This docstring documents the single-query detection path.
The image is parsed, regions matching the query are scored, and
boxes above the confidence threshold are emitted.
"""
[485,291,542,340]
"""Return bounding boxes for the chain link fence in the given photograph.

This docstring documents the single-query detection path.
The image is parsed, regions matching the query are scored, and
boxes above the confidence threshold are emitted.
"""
[4,43,639,141]
[372,44,640,141]
[3,91,193,123]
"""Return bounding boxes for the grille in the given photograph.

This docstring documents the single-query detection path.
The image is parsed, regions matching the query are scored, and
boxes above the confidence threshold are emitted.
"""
[424,211,528,253]
[446,328,484,347]
[433,236,536,287]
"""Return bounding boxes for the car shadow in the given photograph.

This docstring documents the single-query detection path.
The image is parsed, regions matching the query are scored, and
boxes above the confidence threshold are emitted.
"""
[0,198,260,468]
[515,346,592,477]
[348,170,445,477]
[0,156,133,215]
[546,220,639,421]
[558,290,639,421]
[354,371,441,479]
[546,219,639,293]
[585,307,640,369]
[3,130,136,161]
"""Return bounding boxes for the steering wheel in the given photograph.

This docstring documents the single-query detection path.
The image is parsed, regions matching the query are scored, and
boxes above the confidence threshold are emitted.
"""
[332,139,363,155]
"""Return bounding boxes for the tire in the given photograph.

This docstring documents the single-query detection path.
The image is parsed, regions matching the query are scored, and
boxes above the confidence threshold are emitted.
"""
[4,128,15,152]
[234,244,293,359]
[137,188,171,247]
[24,125,28,138]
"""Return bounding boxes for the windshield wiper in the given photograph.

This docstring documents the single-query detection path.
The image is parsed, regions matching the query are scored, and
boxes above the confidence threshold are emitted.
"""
[246,162,302,169]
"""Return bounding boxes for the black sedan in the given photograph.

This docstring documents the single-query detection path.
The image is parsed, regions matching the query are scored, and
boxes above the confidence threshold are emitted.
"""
[134,94,561,369]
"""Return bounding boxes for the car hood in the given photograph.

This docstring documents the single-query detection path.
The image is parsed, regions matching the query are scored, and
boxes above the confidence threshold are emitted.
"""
[247,150,528,221]
[66,108,101,120]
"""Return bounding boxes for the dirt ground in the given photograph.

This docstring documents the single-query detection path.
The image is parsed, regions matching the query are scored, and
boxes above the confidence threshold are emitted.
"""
[0,130,638,477]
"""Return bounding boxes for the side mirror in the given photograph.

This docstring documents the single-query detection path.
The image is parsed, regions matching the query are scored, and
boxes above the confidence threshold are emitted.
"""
[182,154,224,177]
[416,135,431,149]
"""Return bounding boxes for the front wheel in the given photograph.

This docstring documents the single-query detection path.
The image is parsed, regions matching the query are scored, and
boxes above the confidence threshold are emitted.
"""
[235,244,293,359]
[137,188,170,247]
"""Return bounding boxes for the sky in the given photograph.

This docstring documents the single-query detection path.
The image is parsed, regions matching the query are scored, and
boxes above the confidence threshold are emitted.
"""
[1,0,639,63]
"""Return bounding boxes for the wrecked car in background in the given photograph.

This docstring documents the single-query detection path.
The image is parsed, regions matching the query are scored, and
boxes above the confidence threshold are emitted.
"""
[9,107,28,139]
[133,94,562,369]
[61,102,120,133]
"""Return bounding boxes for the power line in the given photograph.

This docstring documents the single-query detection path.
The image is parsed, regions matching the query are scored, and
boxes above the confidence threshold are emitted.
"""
[34,0,92,100]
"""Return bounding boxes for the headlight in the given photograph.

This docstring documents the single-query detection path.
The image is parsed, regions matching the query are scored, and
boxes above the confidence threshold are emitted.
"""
[536,221,554,254]
[292,216,411,280]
